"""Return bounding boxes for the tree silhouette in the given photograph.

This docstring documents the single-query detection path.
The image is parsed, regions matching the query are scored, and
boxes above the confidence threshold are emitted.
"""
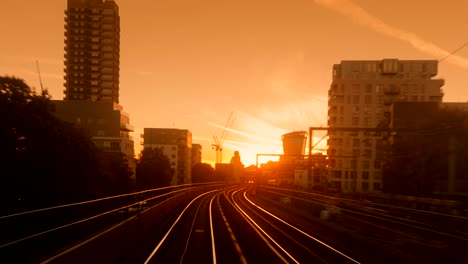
[97,152,134,196]
[0,76,132,213]
[191,163,215,183]
[135,148,174,190]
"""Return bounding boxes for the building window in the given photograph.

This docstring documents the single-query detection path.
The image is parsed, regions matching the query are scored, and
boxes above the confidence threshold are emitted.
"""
[339,116,344,125]
[111,142,120,151]
[333,170,341,178]
[352,138,360,147]
[363,149,372,158]
[374,183,381,190]
[362,182,369,191]
[352,105,360,113]
[352,117,359,126]
[352,84,360,93]
[374,160,381,169]
[363,117,370,127]
[362,160,370,170]
[364,95,372,104]
[352,149,360,158]
[362,171,369,180]
[375,84,383,93]
[336,159,342,168]
[353,95,360,104]
[377,95,384,104]
[103,141,111,149]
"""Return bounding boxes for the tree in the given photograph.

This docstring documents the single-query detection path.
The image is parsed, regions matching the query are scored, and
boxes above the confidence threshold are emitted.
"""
[135,148,174,190]
[97,152,134,196]
[191,163,215,183]
[0,76,103,212]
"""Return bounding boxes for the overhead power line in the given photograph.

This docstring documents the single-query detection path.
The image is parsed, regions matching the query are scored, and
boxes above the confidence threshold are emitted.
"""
[439,42,468,62]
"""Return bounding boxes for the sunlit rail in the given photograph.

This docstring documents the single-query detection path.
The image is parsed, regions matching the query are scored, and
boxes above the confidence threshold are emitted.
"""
[259,186,468,241]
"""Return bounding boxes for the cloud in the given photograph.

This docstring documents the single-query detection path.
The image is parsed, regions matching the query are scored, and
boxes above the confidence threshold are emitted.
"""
[207,110,329,165]
[258,95,328,129]
[136,71,155,76]
[208,121,281,145]
[314,0,468,68]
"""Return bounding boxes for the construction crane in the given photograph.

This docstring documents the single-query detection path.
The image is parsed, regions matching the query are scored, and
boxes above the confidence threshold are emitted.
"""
[212,112,235,164]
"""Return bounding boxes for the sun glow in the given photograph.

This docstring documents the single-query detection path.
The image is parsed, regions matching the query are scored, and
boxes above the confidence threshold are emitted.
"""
[207,111,329,167]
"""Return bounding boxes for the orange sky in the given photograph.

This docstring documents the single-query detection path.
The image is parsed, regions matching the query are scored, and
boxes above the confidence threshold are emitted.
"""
[1,0,468,166]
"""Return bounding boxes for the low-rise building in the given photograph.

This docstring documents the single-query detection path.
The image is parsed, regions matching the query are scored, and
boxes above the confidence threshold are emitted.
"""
[142,128,192,184]
[51,100,135,178]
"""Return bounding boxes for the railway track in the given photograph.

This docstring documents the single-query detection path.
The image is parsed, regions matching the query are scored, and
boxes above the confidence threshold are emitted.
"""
[254,185,468,263]
[2,183,465,263]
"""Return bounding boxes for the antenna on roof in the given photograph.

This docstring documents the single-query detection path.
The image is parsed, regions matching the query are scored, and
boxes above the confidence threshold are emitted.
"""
[35,60,44,93]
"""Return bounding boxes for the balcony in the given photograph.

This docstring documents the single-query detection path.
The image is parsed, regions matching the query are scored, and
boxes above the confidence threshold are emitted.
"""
[120,122,134,132]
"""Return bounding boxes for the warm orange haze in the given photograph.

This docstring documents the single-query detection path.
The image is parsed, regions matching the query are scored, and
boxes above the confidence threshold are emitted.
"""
[2,1,468,263]
[1,0,468,165]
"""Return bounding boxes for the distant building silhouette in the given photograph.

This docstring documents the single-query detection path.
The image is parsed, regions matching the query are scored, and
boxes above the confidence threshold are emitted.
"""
[278,131,307,185]
[327,59,444,193]
[191,144,202,167]
[294,153,327,190]
[64,0,120,103]
[142,128,192,185]
[388,102,468,196]
[281,131,307,157]
[230,151,244,181]
[214,151,244,182]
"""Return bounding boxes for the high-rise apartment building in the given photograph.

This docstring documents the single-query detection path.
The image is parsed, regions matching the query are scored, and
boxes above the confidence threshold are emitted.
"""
[142,128,193,185]
[64,0,120,103]
[327,59,444,192]
[58,0,135,179]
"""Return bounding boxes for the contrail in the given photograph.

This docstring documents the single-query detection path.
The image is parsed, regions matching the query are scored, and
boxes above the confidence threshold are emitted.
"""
[314,0,468,68]
[208,122,281,145]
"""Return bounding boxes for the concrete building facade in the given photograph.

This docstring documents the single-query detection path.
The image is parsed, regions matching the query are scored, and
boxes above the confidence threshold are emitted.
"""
[64,0,120,103]
[327,59,444,192]
[191,144,202,167]
[142,128,192,185]
[52,100,135,176]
